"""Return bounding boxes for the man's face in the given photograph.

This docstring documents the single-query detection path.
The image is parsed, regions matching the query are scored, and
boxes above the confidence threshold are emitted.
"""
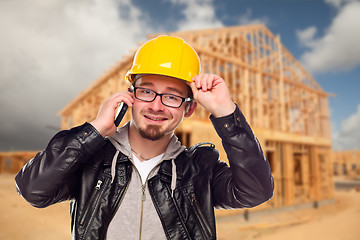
[131,74,191,141]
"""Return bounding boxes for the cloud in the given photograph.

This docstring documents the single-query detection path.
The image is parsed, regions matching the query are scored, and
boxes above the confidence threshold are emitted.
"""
[164,1,268,31]
[296,26,317,48]
[332,104,360,150]
[0,0,226,151]
[325,0,358,8]
[238,8,269,26]
[296,1,360,74]
[0,0,152,150]
[165,0,223,31]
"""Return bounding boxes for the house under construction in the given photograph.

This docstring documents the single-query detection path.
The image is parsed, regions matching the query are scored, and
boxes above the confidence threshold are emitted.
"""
[58,25,334,213]
[333,151,360,177]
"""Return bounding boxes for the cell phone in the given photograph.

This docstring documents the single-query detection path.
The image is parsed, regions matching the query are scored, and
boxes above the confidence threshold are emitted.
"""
[114,102,128,127]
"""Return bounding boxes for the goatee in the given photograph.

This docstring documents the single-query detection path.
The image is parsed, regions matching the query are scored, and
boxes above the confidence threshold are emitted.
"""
[139,125,164,141]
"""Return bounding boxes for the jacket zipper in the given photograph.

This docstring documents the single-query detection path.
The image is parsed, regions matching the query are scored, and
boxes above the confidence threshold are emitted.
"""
[80,179,103,225]
[139,184,146,240]
[190,193,213,238]
[81,178,108,238]
[95,180,103,190]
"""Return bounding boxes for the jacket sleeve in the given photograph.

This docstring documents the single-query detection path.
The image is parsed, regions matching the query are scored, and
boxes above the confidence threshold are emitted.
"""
[209,104,274,209]
[15,123,106,208]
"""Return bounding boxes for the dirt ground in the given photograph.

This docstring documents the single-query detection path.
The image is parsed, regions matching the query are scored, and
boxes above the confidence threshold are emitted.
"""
[1,173,359,240]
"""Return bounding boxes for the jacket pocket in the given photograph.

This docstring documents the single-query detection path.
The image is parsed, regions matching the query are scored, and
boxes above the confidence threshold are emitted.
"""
[79,178,107,226]
[187,193,214,239]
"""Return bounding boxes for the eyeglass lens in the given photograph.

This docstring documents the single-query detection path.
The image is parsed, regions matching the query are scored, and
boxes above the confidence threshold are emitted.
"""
[134,88,185,108]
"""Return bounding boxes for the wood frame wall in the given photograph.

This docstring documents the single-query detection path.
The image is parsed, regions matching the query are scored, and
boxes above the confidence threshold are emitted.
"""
[0,152,38,174]
[332,151,360,177]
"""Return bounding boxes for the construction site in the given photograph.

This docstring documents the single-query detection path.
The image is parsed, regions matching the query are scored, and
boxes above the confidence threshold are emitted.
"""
[58,24,335,211]
[1,25,359,239]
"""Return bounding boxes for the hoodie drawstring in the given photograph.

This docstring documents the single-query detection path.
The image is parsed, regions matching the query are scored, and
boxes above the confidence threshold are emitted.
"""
[108,125,183,199]
[171,159,176,198]
[111,150,120,183]
[109,137,122,184]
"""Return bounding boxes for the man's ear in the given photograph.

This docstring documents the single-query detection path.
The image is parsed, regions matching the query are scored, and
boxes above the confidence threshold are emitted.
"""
[184,101,197,117]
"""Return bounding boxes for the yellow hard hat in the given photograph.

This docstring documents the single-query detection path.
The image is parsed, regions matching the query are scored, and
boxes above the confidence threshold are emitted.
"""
[125,35,201,83]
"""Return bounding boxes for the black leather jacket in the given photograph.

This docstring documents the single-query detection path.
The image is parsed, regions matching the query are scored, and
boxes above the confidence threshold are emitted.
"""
[15,106,274,239]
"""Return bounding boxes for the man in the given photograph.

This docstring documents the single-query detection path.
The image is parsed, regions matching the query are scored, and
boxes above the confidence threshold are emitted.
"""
[15,36,274,240]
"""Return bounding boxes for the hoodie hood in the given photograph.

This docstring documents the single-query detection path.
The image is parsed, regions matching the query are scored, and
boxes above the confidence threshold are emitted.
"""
[108,122,185,196]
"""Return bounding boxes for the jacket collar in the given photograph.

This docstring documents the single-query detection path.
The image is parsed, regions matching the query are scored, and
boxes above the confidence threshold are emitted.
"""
[158,153,184,181]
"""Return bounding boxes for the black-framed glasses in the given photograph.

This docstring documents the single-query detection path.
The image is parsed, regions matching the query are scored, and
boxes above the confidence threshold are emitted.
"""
[130,86,192,108]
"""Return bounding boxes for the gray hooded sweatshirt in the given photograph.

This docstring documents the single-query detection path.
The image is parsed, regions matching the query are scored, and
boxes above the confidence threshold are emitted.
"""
[106,122,185,240]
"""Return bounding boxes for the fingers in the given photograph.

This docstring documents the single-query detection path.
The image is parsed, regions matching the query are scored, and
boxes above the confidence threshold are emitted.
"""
[190,74,216,101]
[90,91,134,137]
[190,74,235,117]
[192,74,209,91]
[191,74,221,92]
[107,91,134,108]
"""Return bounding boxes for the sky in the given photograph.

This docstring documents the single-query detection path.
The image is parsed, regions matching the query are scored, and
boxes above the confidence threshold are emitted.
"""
[0,0,359,151]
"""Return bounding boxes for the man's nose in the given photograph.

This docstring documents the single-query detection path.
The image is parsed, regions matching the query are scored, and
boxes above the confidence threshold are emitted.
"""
[148,95,165,111]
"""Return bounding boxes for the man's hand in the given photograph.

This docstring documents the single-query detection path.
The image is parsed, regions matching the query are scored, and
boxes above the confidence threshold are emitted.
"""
[190,74,236,118]
[90,91,134,137]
